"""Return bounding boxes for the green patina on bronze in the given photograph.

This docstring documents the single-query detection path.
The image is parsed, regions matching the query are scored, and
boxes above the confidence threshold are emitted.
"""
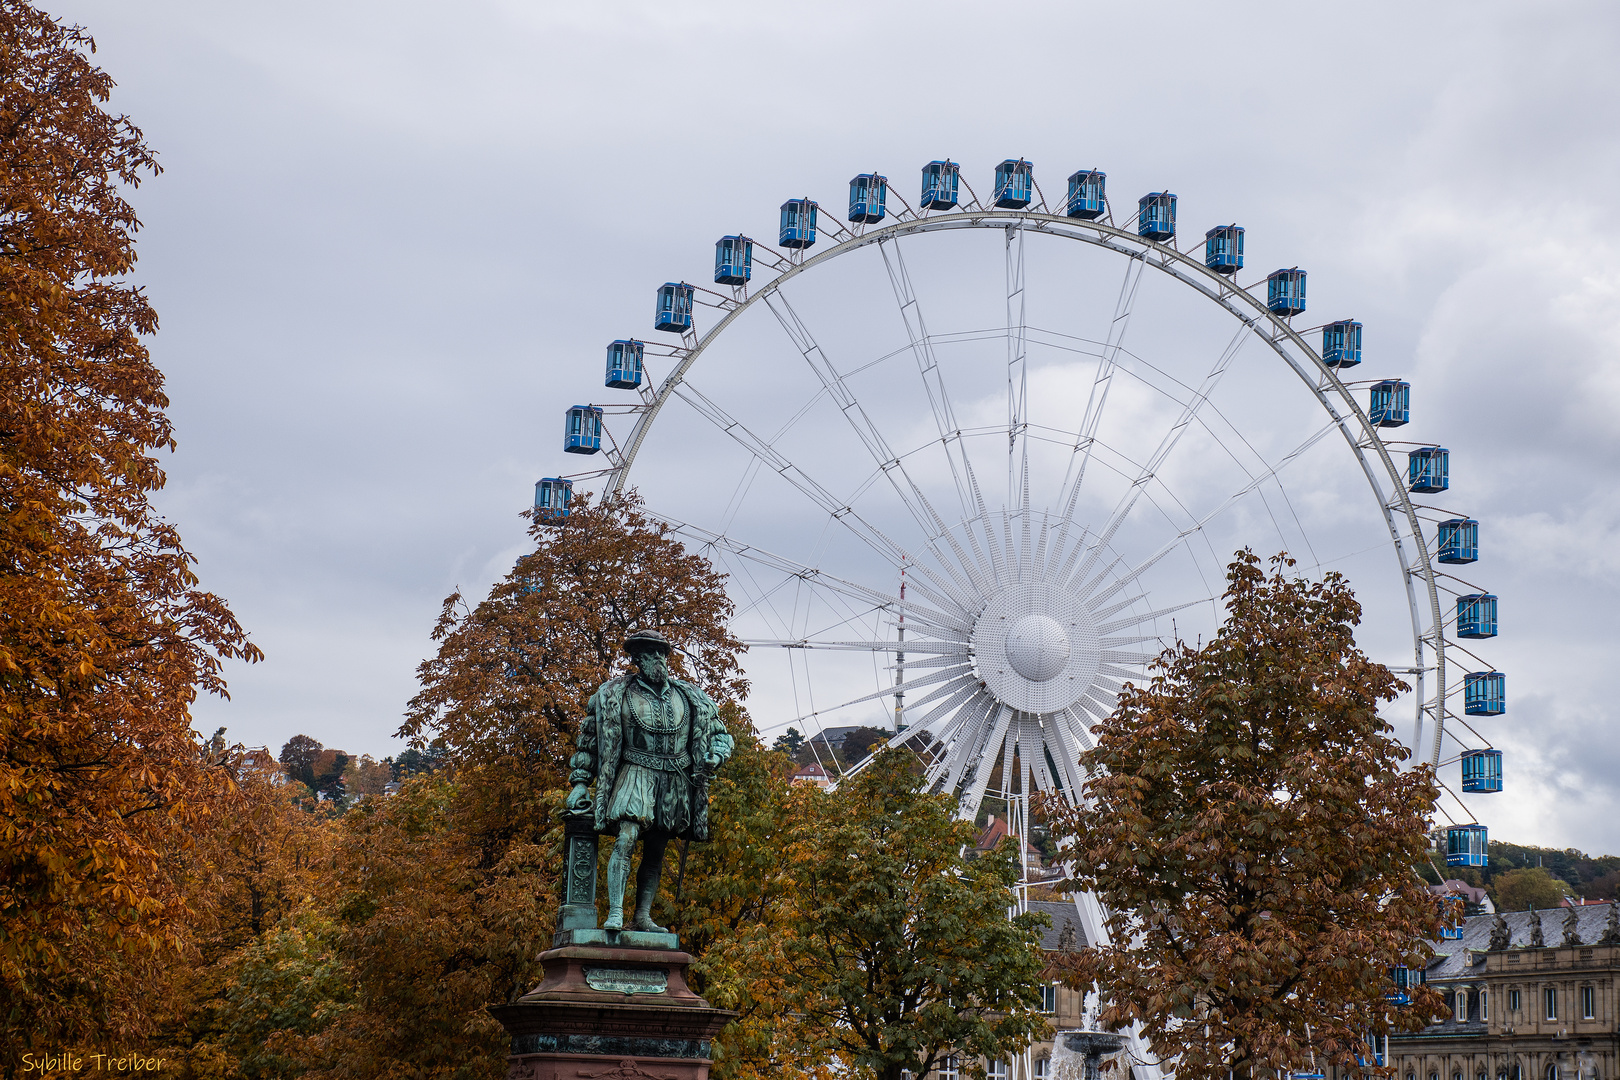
[565,629,735,934]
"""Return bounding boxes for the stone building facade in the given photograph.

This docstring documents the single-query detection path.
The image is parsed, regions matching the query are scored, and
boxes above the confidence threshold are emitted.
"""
[1335,904,1620,1080]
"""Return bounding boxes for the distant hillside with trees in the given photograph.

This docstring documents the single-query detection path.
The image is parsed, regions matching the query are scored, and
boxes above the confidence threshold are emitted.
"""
[1421,838,1620,908]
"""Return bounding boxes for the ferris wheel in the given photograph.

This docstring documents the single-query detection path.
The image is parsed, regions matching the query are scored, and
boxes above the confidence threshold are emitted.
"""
[535,157,1503,1056]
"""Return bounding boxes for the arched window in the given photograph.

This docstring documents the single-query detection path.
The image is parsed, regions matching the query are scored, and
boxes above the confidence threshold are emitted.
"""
[1431,1070,1440,1080]
[1547,1064,1559,1080]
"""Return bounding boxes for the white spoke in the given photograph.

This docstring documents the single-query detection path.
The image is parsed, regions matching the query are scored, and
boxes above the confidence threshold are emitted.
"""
[878,236,1001,586]
[764,289,987,611]
[742,638,966,654]
[1066,317,1256,591]
[1098,597,1212,636]
[1073,418,1339,602]
[957,704,1015,820]
[1006,222,1031,580]
[1046,251,1148,580]
[660,517,972,636]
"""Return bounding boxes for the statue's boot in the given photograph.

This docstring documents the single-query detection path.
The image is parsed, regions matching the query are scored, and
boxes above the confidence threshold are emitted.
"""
[604,829,635,931]
[631,835,669,933]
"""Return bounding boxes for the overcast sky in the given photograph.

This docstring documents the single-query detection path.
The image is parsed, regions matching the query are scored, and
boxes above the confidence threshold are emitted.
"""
[48,0,1620,853]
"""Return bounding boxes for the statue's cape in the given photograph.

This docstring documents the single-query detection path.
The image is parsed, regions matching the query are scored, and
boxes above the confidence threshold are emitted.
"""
[583,674,723,840]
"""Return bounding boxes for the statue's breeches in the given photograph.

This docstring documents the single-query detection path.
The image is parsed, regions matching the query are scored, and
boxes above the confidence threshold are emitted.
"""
[606,762,695,836]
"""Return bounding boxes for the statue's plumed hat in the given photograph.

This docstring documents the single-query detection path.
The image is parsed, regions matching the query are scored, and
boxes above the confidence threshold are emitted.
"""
[623,629,673,656]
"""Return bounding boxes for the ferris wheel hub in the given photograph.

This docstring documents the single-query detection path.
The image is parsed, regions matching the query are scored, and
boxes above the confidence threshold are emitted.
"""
[1005,614,1071,682]
[970,582,1102,716]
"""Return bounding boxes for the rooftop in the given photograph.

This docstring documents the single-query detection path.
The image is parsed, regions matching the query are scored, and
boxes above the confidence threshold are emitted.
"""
[1427,902,1620,981]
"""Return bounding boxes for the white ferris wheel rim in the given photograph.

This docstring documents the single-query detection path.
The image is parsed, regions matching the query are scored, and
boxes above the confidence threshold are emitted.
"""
[593,206,1453,780]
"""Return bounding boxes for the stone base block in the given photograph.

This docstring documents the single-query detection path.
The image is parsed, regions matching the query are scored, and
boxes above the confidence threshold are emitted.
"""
[491,944,734,1080]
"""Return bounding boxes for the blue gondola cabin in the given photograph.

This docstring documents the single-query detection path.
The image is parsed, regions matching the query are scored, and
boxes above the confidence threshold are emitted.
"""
[1439,895,1466,938]
[993,158,1033,209]
[714,235,753,286]
[1138,192,1176,241]
[604,339,644,389]
[563,405,603,455]
[1066,170,1105,219]
[779,198,818,249]
[1387,968,1424,1008]
[1408,447,1449,493]
[1447,823,1488,867]
[1369,379,1410,427]
[1438,518,1479,563]
[1465,671,1505,716]
[1267,268,1307,316]
[533,477,572,520]
[1457,593,1498,638]
[1462,748,1504,792]
[1204,225,1244,274]
[1322,319,1362,368]
[654,282,694,333]
[849,173,887,223]
[921,160,960,211]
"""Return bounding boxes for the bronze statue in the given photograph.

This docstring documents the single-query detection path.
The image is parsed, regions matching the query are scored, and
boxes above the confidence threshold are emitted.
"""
[567,629,734,932]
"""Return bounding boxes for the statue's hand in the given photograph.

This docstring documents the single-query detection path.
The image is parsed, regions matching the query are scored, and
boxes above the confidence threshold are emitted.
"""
[702,732,735,772]
[565,783,592,813]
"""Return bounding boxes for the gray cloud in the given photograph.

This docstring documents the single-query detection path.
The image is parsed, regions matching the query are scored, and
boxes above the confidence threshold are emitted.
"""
[46,0,1620,851]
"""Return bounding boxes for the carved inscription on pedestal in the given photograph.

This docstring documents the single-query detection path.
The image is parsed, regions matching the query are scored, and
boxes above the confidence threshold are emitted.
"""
[582,967,669,995]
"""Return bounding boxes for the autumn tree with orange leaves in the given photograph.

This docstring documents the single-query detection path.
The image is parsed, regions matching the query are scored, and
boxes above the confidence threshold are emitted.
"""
[400,492,747,796]
[0,0,259,1053]
[1043,551,1445,1080]
[263,495,759,1080]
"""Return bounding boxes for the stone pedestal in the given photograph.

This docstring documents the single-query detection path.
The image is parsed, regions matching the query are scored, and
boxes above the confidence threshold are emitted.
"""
[490,932,735,1080]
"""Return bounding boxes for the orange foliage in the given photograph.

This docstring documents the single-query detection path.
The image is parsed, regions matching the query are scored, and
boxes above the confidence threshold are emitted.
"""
[1043,552,1446,1080]
[0,0,258,1053]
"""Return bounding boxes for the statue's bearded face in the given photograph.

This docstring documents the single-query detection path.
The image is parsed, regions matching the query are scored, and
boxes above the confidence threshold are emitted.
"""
[634,648,670,686]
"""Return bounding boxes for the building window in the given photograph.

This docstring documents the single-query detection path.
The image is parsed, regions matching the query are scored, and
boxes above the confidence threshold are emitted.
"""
[1040,982,1058,1013]
[1547,1065,1558,1080]
[1583,985,1596,1019]
[1481,989,1489,1020]
[1510,988,1521,1012]
[939,1058,960,1080]
[987,1062,1009,1080]
[1035,1059,1051,1080]
[1431,1071,1440,1080]
[1478,1070,1487,1080]
[1546,987,1558,1021]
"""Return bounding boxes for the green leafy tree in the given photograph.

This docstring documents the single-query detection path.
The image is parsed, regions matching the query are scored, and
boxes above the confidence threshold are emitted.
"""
[658,705,799,1080]
[1043,551,1445,1080]
[1493,867,1569,911]
[839,725,887,765]
[770,726,805,756]
[775,748,1050,1080]
[278,735,323,787]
